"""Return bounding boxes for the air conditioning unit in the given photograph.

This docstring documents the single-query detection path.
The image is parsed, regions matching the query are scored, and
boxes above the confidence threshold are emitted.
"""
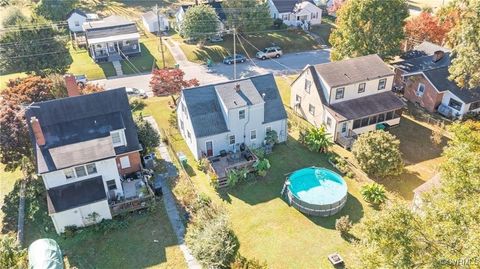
[415,91,423,97]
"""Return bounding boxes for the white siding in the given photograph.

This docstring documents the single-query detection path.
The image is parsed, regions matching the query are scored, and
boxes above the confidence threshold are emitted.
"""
[441,91,468,117]
[142,16,169,32]
[50,200,112,234]
[177,93,199,159]
[67,13,87,32]
[41,158,123,197]
[291,68,326,127]
[328,75,394,104]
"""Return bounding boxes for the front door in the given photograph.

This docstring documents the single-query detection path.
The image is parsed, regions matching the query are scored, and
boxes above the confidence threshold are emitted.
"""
[108,42,116,53]
[341,122,348,136]
[206,141,213,157]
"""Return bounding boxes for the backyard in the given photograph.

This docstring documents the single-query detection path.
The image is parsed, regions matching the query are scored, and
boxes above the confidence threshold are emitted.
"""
[173,29,323,63]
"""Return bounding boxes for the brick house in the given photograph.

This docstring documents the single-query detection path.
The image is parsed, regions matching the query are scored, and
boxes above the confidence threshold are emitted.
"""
[26,75,145,233]
[393,41,480,118]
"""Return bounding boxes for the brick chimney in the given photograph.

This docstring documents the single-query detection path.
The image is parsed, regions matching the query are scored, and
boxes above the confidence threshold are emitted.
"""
[64,74,80,97]
[30,117,46,146]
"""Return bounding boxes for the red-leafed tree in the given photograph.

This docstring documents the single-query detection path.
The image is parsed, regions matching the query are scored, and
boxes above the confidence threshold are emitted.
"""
[150,68,199,97]
[405,12,449,46]
[328,0,347,15]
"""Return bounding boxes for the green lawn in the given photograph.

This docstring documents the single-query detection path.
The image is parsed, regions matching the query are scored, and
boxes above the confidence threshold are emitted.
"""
[68,45,116,80]
[0,165,23,234]
[310,23,335,47]
[178,29,323,63]
[122,40,176,75]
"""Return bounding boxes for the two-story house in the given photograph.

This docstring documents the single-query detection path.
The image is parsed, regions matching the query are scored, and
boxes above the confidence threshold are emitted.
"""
[26,76,143,234]
[291,54,405,148]
[392,41,480,118]
[268,0,322,28]
[177,73,288,160]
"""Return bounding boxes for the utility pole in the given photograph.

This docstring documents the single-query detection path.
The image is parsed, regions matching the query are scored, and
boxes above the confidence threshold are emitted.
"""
[155,4,166,68]
[233,26,236,80]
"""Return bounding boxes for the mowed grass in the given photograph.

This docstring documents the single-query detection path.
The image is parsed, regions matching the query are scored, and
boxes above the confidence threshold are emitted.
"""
[142,96,370,268]
[178,30,323,63]
[68,46,116,79]
[122,40,176,75]
[0,165,23,233]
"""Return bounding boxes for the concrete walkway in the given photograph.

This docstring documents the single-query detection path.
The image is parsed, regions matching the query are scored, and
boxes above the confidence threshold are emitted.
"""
[145,116,201,269]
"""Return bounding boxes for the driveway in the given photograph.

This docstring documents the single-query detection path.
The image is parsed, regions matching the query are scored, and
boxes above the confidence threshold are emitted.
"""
[91,46,330,95]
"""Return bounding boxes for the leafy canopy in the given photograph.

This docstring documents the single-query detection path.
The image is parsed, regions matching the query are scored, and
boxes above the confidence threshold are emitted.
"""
[352,130,404,177]
[34,0,78,21]
[303,126,333,153]
[149,68,199,96]
[329,0,409,61]
[224,0,272,33]
[180,4,219,40]
[134,116,160,153]
[405,12,449,46]
[360,182,387,204]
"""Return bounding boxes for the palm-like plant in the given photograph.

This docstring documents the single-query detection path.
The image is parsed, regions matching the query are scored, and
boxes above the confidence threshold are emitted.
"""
[361,183,387,204]
[304,126,333,152]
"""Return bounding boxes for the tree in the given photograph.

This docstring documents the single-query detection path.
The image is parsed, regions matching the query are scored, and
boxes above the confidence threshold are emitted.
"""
[356,121,480,268]
[328,0,347,15]
[224,0,272,33]
[0,19,70,75]
[352,130,404,177]
[47,74,104,98]
[448,0,480,88]
[329,0,409,61]
[2,7,27,28]
[149,68,199,97]
[303,126,333,153]
[405,12,449,46]
[34,0,78,21]
[134,116,160,153]
[180,4,219,40]
[0,234,27,268]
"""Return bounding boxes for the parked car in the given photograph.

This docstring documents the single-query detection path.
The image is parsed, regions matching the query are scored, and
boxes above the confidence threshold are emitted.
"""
[256,46,283,60]
[125,87,147,99]
[223,54,247,65]
[75,74,87,87]
[209,35,223,43]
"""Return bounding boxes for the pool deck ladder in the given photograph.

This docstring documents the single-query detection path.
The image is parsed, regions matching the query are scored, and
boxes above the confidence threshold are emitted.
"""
[281,180,292,205]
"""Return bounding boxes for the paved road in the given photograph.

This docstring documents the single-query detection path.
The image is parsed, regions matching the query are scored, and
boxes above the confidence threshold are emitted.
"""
[92,49,330,94]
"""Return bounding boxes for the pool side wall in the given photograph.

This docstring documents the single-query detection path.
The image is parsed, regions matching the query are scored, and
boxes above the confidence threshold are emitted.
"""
[287,190,348,217]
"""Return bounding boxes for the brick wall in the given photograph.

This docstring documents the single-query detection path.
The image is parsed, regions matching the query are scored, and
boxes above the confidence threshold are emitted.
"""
[116,151,142,176]
[404,74,444,112]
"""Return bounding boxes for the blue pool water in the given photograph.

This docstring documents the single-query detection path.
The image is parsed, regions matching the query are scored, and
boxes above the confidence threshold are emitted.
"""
[288,167,347,205]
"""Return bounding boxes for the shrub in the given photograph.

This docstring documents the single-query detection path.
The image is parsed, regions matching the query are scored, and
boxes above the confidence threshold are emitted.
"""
[134,116,161,153]
[265,130,278,145]
[129,99,146,112]
[197,157,209,173]
[253,158,271,177]
[231,253,268,269]
[335,215,353,235]
[273,18,284,28]
[2,7,27,28]
[0,234,27,268]
[361,183,387,205]
[303,126,333,152]
[227,168,249,187]
[186,209,238,268]
[63,225,78,238]
[352,130,404,177]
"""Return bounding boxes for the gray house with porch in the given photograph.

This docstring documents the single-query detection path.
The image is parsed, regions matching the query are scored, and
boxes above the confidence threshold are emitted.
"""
[83,15,141,62]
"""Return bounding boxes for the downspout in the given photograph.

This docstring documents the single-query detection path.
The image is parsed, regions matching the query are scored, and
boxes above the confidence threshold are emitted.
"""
[243,106,251,144]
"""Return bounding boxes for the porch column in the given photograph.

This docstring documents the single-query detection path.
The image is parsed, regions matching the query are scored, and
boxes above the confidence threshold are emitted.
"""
[116,41,120,53]
[137,40,141,53]
[106,43,110,55]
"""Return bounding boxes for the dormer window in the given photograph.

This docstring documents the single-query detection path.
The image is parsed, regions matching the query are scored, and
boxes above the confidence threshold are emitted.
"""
[335,88,344,100]
[111,130,125,147]
[239,109,245,120]
[378,78,387,90]
[358,83,366,93]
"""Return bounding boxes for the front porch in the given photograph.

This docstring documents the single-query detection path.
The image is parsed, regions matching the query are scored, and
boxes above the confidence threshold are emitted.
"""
[207,147,258,187]
[89,39,141,62]
[109,170,155,216]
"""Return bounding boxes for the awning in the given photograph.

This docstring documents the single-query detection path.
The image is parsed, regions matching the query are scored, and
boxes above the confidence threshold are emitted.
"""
[88,33,140,44]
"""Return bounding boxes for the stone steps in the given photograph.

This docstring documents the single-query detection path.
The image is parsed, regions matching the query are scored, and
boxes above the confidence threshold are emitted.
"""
[112,60,123,76]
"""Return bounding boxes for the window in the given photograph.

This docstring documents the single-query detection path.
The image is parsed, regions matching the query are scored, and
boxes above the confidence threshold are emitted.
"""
[304,79,311,93]
[469,101,480,111]
[326,117,332,127]
[369,115,378,125]
[75,166,87,177]
[378,78,387,90]
[181,103,186,113]
[341,122,347,133]
[416,83,425,97]
[86,163,97,174]
[358,83,366,93]
[385,111,394,120]
[111,130,124,147]
[353,119,361,129]
[250,130,257,140]
[295,95,301,104]
[378,113,385,122]
[239,109,246,120]
[335,88,344,100]
[309,104,315,115]
[311,12,318,19]
[64,168,75,179]
[448,98,462,111]
[180,120,184,132]
[106,180,117,191]
[229,135,235,145]
[120,156,131,169]
[74,20,80,26]
[187,131,191,141]
[282,14,289,20]
[361,117,369,127]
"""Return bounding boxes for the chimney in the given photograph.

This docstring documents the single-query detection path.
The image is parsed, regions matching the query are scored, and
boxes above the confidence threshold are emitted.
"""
[432,50,445,63]
[30,117,46,146]
[235,83,241,92]
[64,74,80,97]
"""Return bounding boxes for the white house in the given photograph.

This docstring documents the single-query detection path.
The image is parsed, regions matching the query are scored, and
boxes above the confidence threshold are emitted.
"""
[141,11,169,33]
[177,74,288,160]
[66,9,99,32]
[175,1,226,35]
[26,76,143,234]
[290,54,405,149]
[268,0,322,28]
[83,15,141,62]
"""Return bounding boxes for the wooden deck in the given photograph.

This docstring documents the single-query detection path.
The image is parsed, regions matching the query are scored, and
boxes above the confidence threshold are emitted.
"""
[109,178,155,216]
[207,148,258,188]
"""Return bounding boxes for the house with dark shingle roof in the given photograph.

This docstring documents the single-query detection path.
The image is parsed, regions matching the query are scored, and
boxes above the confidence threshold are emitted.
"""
[26,77,143,234]
[268,0,322,28]
[83,15,140,62]
[177,73,288,160]
[392,41,480,118]
[291,54,405,149]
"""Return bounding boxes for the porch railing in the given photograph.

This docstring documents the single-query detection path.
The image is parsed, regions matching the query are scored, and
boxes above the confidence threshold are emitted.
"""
[109,181,155,217]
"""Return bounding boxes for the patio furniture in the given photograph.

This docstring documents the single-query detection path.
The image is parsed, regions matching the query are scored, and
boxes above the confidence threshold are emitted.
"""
[328,253,344,266]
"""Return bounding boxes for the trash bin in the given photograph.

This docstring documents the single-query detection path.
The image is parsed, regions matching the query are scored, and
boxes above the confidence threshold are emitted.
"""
[174,63,180,69]
[143,153,155,169]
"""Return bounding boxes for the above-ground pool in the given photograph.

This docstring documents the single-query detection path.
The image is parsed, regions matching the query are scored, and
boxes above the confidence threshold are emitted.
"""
[283,167,348,216]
